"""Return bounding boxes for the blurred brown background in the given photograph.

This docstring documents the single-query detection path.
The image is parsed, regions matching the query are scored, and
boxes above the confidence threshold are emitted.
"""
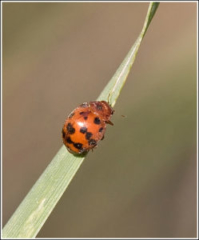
[2,2,197,238]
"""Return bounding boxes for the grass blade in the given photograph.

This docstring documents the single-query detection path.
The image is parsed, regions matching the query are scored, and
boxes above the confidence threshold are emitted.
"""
[2,2,159,238]
[98,2,159,106]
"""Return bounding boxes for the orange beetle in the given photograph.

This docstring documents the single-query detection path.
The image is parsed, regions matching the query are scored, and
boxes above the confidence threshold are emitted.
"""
[62,101,114,154]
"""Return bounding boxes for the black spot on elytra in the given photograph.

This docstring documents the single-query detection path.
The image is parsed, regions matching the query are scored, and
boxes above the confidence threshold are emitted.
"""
[67,123,75,134]
[62,129,65,138]
[68,112,75,118]
[99,127,103,132]
[74,142,83,150]
[80,111,89,120]
[80,127,87,134]
[66,137,73,144]
[94,117,101,125]
[89,139,97,146]
[86,132,92,140]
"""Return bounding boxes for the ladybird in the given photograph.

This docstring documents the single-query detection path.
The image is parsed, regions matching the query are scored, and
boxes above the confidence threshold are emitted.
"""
[62,101,114,154]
